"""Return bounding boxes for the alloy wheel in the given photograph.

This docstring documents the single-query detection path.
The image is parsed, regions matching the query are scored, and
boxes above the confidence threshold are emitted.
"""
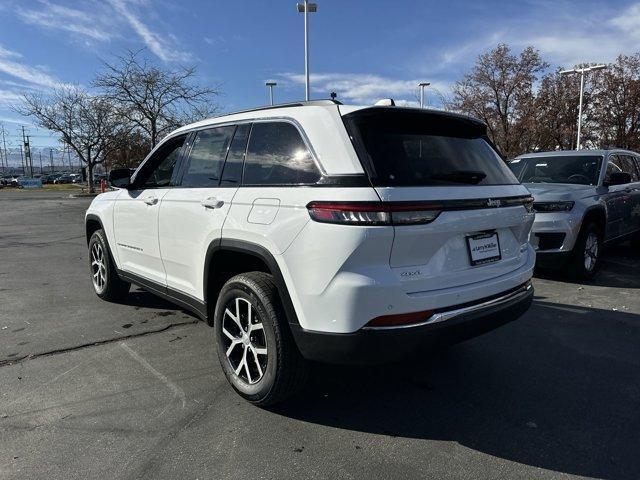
[91,242,107,292]
[221,297,268,385]
[583,232,598,272]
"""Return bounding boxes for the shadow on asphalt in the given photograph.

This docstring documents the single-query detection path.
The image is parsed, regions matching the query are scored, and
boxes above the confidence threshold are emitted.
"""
[535,241,640,288]
[273,300,639,480]
[116,288,194,316]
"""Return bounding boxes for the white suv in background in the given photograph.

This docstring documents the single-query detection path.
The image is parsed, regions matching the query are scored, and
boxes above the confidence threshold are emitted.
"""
[85,100,536,405]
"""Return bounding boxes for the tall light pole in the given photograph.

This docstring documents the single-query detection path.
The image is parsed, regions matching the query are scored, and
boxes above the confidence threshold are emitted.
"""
[418,82,431,108]
[297,1,317,101]
[266,81,277,106]
[560,65,607,150]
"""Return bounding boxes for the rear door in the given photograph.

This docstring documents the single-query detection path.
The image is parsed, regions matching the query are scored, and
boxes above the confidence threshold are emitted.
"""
[603,155,638,238]
[623,155,640,233]
[158,124,246,300]
[113,134,187,285]
[343,108,534,292]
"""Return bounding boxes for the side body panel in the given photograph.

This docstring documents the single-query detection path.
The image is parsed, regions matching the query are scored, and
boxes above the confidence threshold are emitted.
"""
[85,190,122,265]
[159,187,237,301]
[113,188,171,285]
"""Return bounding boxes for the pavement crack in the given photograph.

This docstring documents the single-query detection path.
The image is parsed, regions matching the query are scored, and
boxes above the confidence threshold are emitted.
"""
[0,320,199,367]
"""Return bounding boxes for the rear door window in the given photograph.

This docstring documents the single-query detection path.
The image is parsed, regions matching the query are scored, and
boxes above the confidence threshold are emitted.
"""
[343,108,518,186]
[243,122,320,186]
[180,126,236,187]
[221,124,250,187]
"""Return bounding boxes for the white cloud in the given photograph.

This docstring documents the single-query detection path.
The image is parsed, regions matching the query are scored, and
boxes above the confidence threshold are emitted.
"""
[107,0,192,62]
[17,0,113,42]
[0,44,69,90]
[610,3,640,33]
[279,72,449,106]
[420,1,640,81]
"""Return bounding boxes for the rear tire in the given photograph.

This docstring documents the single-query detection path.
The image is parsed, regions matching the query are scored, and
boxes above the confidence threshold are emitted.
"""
[214,272,308,406]
[88,229,130,301]
[567,222,601,280]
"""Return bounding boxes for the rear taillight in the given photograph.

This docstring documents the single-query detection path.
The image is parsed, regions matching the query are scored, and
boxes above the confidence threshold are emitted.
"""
[306,201,441,226]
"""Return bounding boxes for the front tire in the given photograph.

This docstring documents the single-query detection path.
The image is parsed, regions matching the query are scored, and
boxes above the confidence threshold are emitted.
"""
[88,229,130,301]
[214,272,308,406]
[567,222,601,280]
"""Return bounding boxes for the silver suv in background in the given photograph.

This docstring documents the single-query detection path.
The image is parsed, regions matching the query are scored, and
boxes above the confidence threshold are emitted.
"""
[509,150,640,279]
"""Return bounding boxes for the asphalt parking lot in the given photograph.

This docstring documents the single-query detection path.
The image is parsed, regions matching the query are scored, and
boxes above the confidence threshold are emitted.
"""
[0,190,638,480]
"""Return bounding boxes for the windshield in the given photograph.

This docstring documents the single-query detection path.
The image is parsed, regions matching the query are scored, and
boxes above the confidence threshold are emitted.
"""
[343,108,519,187]
[509,155,603,185]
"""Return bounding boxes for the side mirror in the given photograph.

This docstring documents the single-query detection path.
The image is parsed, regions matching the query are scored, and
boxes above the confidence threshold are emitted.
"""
[109,168,132,189]
[606,171,632,186]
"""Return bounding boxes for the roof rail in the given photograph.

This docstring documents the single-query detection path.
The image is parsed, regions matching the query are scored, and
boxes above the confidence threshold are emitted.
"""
[216,99,343,118]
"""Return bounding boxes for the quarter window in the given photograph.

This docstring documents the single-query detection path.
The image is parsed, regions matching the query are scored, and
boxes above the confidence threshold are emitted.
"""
[243,122,320,185]
[181,126,236,188]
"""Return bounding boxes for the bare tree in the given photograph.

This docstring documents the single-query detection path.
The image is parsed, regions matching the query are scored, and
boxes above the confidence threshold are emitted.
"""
[534,69,585,150]
[592,54,640,150]
[94,50,220,147]
[103,129,151,170]
[448,44,548,158]
[16,87,126,192]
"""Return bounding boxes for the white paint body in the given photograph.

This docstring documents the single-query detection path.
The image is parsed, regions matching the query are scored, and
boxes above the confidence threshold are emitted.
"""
[87,103,535,334]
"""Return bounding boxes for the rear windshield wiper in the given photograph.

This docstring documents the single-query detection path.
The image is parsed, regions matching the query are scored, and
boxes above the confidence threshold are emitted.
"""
[429,170,487,185]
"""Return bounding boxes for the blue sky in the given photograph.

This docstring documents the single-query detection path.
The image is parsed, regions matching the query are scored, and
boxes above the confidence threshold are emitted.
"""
[1,0,639,153]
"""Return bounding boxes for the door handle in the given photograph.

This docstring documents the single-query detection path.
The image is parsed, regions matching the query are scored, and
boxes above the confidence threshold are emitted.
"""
[201,197,224,209]
[143,196,158,206]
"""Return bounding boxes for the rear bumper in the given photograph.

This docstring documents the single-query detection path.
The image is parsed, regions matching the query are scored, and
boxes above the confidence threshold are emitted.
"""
[291,282,534,365]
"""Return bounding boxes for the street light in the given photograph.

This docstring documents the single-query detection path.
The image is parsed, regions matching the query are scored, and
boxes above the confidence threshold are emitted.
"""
[266,81,277,106]
[297,1,317,101]
[560,64,607,150]
[418,82,431,108]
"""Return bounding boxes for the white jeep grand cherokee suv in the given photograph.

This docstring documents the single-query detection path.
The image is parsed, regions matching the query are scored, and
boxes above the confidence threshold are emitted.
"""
[85,100,535,405]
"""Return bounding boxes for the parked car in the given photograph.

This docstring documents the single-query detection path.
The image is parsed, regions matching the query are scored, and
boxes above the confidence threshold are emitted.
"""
[54,174,74,184]
[2,175,19,187]
[509,149,640,279]
[85,100,536,405]
[42,174,60,184]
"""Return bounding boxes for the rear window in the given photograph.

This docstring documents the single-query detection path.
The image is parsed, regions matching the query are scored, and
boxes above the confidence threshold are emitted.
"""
[343,108,518,187]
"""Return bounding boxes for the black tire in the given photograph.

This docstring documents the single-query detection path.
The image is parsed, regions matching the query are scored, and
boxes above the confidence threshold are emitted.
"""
[567,222,601,280]
[214,271,308,406]
[631,230,640,250]
[88,229,130,301]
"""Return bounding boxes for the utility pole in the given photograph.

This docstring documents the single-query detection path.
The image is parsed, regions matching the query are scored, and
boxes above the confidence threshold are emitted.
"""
[49,149,54,173]
[560,64,607,150]
[297,1,317,101]
[21,126,34,177]
[19,144,25,176]
[0,122,6,174]
[39,150,43,174]
[26,136,33,177]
